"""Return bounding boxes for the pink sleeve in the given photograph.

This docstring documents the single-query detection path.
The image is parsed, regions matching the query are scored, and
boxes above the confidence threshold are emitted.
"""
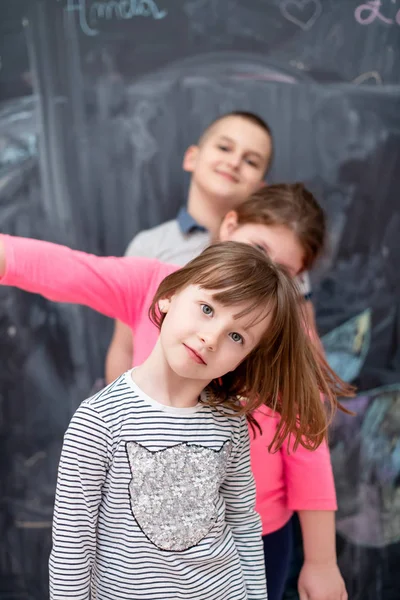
[283,437,337,511]
[0,234,159,329]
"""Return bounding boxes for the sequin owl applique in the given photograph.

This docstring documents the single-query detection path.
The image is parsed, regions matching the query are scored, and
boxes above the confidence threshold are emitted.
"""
[125,440,232,551]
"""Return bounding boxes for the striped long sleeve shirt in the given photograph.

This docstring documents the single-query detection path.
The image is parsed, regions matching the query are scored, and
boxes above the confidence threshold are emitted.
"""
[49,371,268,600]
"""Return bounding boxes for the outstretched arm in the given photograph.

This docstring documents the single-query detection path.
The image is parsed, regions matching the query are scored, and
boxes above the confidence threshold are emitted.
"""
[0,237,5,277]
[104,230,149,383]
[0,234,159,328]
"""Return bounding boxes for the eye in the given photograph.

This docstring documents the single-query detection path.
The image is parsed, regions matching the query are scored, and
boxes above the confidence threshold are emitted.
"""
[201,303,213,316]
[229,332,243,344]
[218,145,230,152]
[245,158,259,167]
[254,243,267,255]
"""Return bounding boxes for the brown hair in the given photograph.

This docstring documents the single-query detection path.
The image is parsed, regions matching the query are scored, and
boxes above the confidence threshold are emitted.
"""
[234,183,326,271]
[199,111,274,172]
[149,242,354,452]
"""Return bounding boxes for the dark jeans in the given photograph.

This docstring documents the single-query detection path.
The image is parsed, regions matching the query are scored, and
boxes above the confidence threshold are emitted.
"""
[263,519,293,600]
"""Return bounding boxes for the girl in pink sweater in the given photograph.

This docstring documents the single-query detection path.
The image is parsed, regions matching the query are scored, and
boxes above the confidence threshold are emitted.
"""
[0,185,350,600]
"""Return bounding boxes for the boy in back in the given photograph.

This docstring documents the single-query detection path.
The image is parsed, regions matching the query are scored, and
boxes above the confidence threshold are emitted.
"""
[106,111,274,381]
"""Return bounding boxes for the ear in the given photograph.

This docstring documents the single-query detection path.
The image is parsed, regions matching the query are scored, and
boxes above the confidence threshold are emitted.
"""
[182,145,199,173]
[219,211,239,241]
[158,297,171,314]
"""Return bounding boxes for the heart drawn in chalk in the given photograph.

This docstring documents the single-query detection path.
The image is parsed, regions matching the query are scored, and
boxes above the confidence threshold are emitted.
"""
[280,0,322,31]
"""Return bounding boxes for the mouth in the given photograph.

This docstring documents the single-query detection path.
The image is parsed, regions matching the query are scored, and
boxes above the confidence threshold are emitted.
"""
[215,170,238,183]
[183,344,207,365]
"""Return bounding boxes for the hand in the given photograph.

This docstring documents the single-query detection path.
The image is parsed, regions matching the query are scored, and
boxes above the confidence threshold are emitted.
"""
[298,560,347,600]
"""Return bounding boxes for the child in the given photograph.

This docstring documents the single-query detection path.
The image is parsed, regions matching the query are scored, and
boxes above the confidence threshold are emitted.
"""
[47,242,350,599]
[106,110,277,382]
[0,184,347,600]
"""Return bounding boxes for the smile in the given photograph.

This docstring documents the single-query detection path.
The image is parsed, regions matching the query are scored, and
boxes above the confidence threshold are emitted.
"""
[215,170,238,183]
[183,344,207,365]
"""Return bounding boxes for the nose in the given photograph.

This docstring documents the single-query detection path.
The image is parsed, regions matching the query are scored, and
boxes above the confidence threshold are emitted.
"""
[227,152,241,170]
[198,329,220,351]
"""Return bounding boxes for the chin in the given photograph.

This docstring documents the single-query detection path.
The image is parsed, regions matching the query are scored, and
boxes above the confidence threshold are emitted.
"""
[209,187,240,203]
[168,359,209,382]
[167,357,196,378]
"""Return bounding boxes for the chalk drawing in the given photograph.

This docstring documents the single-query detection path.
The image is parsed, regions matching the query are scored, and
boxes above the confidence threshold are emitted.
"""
[280,0,322,31]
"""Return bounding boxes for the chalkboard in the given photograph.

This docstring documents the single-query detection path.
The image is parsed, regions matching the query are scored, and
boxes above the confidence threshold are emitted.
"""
[0,0,399,598]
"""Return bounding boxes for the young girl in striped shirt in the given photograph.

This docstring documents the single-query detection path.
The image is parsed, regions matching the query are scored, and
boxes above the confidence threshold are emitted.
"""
[0,184,351,600]
[45,242,350,599]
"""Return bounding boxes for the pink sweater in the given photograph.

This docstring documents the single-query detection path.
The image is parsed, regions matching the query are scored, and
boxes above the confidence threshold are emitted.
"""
[0,235,337,534]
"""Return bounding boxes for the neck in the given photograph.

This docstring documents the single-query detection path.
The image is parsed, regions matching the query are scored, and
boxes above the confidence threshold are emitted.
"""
[132,339,209,408]
[186,183,226,241]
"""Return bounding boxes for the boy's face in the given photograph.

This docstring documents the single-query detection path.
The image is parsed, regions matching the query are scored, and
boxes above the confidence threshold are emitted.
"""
[219,213,305,277]
[183,116,272,210]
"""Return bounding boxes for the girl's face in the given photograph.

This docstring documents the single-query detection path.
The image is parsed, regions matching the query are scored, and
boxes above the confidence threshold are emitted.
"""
[219,212,305,277]
[159,285,271,385]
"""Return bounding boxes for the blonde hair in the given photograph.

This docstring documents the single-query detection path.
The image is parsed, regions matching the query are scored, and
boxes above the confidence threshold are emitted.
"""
[150,242,354,452]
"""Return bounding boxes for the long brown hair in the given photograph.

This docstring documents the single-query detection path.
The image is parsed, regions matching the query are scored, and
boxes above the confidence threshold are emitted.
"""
[149,242,354,452]
[234,183,325,270]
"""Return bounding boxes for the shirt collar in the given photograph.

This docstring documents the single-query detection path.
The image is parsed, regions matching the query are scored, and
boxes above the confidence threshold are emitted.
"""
[177,207,207,234]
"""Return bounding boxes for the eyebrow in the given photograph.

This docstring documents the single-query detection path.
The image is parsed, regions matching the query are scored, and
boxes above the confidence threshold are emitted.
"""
[217,136,264,159]
[240,323,254,335]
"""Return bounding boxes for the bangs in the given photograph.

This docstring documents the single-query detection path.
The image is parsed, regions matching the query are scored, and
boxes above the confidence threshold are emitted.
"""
[190,262,278,324]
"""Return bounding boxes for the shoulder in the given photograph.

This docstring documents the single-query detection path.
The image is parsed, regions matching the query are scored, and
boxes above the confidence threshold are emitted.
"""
[124,220,179,258]
[138,219,180,239]
[126,220,210,265]
[206,404,249,443]
[82,373,141,428]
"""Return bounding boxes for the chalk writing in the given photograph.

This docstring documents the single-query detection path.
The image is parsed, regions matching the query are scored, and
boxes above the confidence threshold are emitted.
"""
[58,0,168,36]
[355,0,400,26]
[128,101,158,161]
[280,0,322,31]
[326,23,344,48]
[353,71,383,85]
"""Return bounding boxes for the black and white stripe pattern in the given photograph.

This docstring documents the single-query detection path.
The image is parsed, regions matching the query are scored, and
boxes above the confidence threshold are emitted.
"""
[49,372,268,599]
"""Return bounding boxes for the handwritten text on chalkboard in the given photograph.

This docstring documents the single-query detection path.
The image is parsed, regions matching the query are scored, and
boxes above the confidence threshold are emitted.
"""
[59,0,168,36]
[355,0,400,25]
